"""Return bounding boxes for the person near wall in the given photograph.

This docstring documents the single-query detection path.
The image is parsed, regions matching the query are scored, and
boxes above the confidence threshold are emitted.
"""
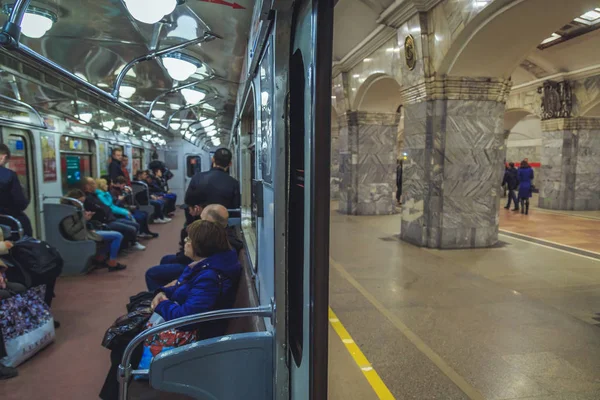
[0,144,33,237]
[61,189,127,272]
[518,160,535,215]
[120,155,132,186]
[503,162,520,211]
[108,148,125,183]
[396,159,403,205]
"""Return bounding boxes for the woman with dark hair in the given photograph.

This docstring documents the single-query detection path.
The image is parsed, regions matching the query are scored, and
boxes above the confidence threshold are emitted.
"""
[517,160,534,215]
[100,220,241,399]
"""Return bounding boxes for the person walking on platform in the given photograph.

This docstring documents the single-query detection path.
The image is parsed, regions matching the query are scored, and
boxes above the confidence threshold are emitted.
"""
[0,144,32,237]
[502,162,519,211]
[517,160,534,215]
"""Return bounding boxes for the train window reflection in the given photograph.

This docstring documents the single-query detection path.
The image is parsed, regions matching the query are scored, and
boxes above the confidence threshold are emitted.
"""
[60,135,96,192]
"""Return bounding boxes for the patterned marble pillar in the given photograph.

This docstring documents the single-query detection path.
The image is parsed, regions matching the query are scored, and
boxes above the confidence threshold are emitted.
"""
[539,118,600,210]
[339,111,400,215]
[400,99,506,249]
[330,124,340,200]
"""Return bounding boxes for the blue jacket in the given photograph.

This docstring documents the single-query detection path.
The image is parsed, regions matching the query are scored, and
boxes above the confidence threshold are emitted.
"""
[0,166,28,214]
[96,189,131,219]
[155,250,241,338]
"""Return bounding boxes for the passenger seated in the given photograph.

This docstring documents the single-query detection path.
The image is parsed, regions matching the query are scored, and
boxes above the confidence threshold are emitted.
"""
[146,169,176,216]
[81,177,146,251]
[100,220,241,400]
[60,190,127,272]
[109,177,158,239]
[134,170,171,224]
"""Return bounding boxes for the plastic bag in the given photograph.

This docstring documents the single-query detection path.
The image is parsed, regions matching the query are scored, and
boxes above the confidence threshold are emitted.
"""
[101,307,153,350]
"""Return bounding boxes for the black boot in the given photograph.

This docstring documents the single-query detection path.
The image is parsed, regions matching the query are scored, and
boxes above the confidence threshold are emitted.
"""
[525,200,529,215]
[520,200,525,214]
[0,362,18,380]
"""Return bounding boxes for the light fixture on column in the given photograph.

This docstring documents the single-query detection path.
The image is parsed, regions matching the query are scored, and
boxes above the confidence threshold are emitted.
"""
[123,0,177,24]
[3,5,58,39]
[152,110,166,119]
[181,88,206,104]
[162,53,201,82]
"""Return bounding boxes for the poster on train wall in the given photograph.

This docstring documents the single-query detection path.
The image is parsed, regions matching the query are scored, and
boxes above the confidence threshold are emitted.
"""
[41,133,57,182]
[98,142,108,176]
[66,155,81,186]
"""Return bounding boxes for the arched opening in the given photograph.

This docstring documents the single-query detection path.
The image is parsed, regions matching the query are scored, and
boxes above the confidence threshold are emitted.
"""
[504,110,542,187]
[438,0,597,78]
[353,74,402,113]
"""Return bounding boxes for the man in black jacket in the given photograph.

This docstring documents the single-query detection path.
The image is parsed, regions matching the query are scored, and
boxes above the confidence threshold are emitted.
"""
[502,162,519,211]
[0,144,32,237]
[108,148,125,182]
[185,148,241,215]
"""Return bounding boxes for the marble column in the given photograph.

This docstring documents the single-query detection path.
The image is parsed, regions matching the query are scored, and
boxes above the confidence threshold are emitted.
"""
[401,99,506,249]
[539,118,600,210]
[330,124,340,200]
[339,111,400,215]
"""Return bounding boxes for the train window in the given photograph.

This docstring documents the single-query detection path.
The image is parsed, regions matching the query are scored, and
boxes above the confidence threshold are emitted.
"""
[132,147,144,175]
[186,155,202,177]
[258,41,273,184]
[288,48,306,367]
[5,134,30,201]
[60,135,96,192]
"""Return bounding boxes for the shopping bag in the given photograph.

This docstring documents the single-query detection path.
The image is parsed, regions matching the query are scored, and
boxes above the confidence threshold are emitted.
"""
[101,307,153,350]
[0,285,55,367]
[137,312,197,372]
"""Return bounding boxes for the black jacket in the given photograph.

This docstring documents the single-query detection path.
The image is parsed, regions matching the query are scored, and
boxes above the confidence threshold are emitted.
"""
[502,167,519,190]
[108,159,124,182]
[0,166,28,215]
[185,168,241,211]
[84,192,116,224]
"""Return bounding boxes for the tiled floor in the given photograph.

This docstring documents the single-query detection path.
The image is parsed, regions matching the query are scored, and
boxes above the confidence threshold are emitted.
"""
[329,202,600,399]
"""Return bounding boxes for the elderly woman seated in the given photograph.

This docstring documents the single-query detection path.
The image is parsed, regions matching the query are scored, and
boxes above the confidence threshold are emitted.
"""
[99,219,241,399]
[61,189,126,272]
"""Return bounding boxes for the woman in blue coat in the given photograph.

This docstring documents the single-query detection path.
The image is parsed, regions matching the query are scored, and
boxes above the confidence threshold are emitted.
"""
[517,160,535,215]
[100,220,241,399]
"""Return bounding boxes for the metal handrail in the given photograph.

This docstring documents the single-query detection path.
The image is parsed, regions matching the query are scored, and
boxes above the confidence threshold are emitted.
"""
[0,214,23,239]
[146,78,214,119]
[112,32,218,99]
[166,97,218,127]
[0,93,47,128]
[227,209,241,213]
[43,195,84,210]
[118,304,274,400]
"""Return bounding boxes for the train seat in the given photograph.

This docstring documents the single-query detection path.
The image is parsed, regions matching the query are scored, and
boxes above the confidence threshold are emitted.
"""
[43,203,96,276]
[143,232,271,399]
[130,181,156,223]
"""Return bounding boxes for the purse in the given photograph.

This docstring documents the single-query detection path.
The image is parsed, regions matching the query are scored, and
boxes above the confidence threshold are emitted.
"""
[0,285,55,367]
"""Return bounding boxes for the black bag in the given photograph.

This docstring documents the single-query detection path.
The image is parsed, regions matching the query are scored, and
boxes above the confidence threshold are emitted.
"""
[101,308,153,350]
[10,238,64,276]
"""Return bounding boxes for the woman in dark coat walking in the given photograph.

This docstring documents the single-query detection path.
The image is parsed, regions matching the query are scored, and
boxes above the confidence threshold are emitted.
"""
[517,160,534,215]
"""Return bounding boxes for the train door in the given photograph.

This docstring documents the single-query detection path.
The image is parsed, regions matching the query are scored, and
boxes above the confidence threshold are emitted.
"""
[0,127,38,236]
[184,154,202,190]
[287,0,333,398]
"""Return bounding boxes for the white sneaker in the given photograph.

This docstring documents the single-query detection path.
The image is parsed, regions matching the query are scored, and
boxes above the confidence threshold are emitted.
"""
[132,242,146,251]
[137,233,153,239]
[163,217,172,222]
[153,218,168,224]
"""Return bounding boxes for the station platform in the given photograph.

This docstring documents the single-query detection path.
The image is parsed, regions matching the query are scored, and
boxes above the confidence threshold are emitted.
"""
[329,200,600,399]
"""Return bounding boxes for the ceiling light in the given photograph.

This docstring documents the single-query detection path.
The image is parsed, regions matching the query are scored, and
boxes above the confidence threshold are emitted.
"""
[352,74,360,78]
[181,88,206,104]
[119,126,131,134]
[204,125,216,132]
[207,130,217,137]
[541,33,561,45]
[185,131,192,139]
[261,92,269,106]
[162,53,201,82]
[114,64,137,78]
[167,15,198,40]
[211,137,221,146]
[102,120,115,130]
[169,103,180,110]
[180,130,186,136]
[200,118,214,127]
[119,84,136,99]
[123,0,176,25]
[152,110,166,119]
[363,58,372,63]
[77,113,93,123]
[202,104,216,111]
[473,0,489,8]
[170,121,182,130]
[181,122,190,130]
[5,5,58,39]
[580,10,600,21]
[75,72,88,82]
[97,82,109,88]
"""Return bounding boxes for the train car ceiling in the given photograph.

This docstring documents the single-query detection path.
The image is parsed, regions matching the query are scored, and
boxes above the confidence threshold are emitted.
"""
[0,0,253,150]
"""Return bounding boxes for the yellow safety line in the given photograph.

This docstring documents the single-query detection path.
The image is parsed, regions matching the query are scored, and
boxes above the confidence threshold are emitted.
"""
[328,308,395,400]
[330,257,486,400]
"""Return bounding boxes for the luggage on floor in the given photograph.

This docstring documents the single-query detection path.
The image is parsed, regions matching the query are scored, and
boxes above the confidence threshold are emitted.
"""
[0,285,55,367]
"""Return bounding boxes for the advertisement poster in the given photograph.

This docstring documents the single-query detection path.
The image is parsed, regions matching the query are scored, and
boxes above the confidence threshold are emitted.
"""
[66,155,81,186]
[99,142,108,176]
[41,133,57,182]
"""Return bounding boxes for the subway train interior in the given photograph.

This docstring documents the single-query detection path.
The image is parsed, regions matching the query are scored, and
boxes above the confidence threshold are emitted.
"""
[2,0,600,399]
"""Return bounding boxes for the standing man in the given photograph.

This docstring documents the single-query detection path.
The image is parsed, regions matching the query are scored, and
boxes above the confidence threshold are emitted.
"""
[0,144,32,237]
[120,155,132,186]
[185,148,241,216]
[502,162,519,211]
[108,148,124,182]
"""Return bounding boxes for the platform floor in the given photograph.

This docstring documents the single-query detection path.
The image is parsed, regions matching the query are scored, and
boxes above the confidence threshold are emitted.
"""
[329,201,600,399]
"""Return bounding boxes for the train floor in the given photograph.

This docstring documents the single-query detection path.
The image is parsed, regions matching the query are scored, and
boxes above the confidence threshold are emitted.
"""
[329,199,600,399]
